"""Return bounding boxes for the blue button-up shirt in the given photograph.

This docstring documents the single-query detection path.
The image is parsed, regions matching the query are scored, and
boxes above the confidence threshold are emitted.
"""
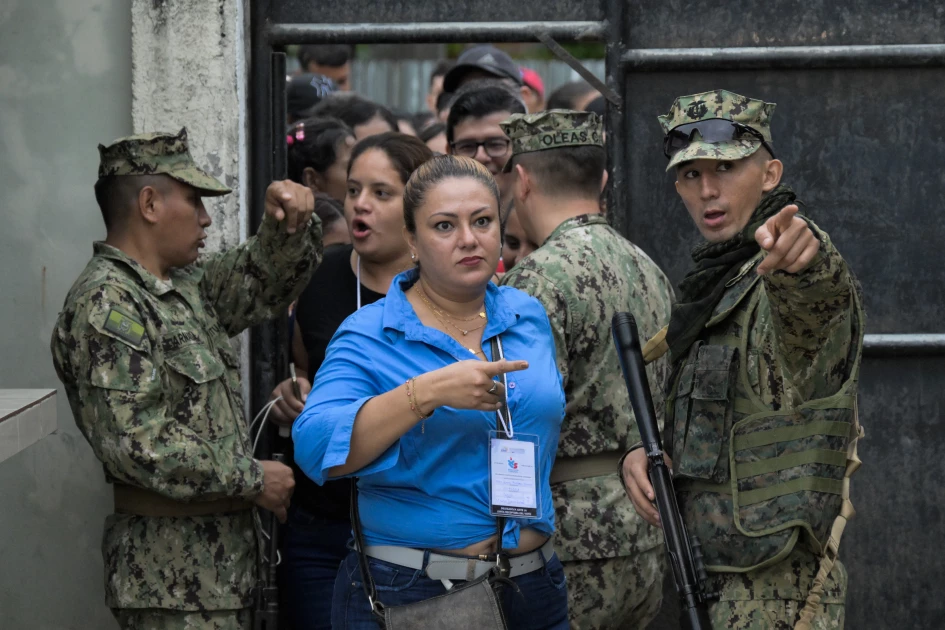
[293,269,565,550]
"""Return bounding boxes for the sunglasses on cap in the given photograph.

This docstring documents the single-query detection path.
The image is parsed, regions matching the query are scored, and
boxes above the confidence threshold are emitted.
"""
[663,119,775,159]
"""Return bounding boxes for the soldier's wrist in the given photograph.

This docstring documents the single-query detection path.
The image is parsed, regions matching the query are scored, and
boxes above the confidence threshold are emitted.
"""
[617,443,644,487]
[242,458,267,500]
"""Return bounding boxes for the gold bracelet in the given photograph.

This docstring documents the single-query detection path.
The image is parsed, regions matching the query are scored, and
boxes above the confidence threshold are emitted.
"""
[405,377,429,432]
[413,377,430,433]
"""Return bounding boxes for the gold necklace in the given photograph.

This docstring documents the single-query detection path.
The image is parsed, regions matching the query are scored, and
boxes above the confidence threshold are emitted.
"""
[416,282,487,336]
[427,307,486,357]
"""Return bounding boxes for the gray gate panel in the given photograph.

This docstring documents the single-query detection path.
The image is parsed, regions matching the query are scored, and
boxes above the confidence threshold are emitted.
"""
[845,357,945,629]
[272,0,601,25]
[621,69,945,333]
[628,0,945,49]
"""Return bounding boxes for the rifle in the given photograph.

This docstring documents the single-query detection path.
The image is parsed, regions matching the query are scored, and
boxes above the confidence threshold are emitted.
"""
[611,312,712,630]
[253,451,285,630]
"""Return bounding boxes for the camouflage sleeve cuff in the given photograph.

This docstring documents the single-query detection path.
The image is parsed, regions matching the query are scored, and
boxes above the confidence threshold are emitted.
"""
[236,456,266,500]
[762,221,849,301]
[256,211,324,266]
[761,221,856,400]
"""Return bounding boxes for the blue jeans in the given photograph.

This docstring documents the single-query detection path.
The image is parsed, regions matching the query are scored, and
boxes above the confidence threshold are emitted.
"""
[279,504,352,630]
[331,547,569,629]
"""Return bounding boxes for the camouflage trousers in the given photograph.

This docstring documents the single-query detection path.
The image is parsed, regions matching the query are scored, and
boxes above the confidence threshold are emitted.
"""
[707,547,847,630]
[111,608,252,630]
[564,546,666,630]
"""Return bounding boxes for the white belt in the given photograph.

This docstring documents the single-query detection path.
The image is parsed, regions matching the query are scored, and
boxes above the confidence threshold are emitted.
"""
[362,538,556,582]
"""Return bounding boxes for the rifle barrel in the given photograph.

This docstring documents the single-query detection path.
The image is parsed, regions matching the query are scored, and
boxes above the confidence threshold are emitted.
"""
[612,313,712,630]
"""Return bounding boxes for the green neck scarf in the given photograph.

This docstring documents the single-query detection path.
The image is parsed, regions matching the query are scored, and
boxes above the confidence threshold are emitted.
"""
[666,184,797,362]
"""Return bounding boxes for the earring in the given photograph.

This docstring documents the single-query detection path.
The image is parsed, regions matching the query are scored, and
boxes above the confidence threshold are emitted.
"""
[411,253,417,261]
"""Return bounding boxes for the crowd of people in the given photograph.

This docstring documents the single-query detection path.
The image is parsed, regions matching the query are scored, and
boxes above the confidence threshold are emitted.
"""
[275,44,619,630]
[51,40,863,630]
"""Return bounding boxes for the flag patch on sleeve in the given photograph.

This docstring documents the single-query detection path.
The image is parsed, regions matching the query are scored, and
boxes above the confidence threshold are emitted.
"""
[103,309,145,346]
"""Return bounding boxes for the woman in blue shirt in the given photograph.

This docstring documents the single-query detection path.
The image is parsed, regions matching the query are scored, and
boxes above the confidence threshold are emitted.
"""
[293,155,569,629]
[271,132,434,630]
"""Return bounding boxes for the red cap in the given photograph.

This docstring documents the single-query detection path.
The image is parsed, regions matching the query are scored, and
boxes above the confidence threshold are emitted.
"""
[520,68,544,97]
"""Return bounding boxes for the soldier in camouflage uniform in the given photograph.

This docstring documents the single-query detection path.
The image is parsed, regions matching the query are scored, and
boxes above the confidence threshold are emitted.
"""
[50,128,322,629]
[499,111,674,629]
[622,90,864,629]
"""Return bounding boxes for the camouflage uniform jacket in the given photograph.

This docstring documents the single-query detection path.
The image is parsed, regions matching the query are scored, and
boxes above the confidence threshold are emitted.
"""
[501,213,674,561]
[672,220,858,415]
[50,214,322,611]
[669,219,861,598]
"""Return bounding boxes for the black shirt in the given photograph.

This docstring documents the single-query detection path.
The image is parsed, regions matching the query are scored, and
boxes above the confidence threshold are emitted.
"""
[290,244,385,520]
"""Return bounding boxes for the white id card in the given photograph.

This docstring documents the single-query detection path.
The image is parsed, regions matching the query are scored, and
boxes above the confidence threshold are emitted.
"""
[489,432,541,519]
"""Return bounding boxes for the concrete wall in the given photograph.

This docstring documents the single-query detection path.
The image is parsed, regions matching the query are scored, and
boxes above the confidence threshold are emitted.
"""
[131,0,247,252]
[130,0,251,402]
[0,1,132,628]
[0,1,248,627]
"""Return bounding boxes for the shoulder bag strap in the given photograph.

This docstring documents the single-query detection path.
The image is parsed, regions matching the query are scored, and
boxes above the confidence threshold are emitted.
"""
[350,481,385,621]
[350,337,512,615]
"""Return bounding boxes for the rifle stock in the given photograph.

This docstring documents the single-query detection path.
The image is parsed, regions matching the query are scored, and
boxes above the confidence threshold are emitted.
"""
[612,312,712,630]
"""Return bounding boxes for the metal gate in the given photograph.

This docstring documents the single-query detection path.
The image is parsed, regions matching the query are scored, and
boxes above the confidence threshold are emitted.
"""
[249,1,945,627]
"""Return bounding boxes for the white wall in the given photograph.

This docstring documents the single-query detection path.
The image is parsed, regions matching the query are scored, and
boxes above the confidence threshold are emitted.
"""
[0,1,132,628]
[0,1,248,627]
[131,0,248,252]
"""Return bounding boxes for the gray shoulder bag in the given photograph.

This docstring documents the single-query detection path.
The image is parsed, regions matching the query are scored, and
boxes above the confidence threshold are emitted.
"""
[349,336,514,630]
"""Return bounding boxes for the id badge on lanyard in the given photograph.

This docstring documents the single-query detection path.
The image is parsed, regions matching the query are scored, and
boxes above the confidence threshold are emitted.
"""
[489,431,541,519]
[488,337,541,519]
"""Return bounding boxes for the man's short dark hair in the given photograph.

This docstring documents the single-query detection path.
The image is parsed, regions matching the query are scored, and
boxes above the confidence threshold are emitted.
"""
[430,59,455,87]
[511,145,606,200]
[436,91,454,115]
[446,82,526,144]
[419,122,446,145]
[411,111,436,133]
[546,80,596,111]
[93,174,171,231]
[297,45,353,69]
[310,94,398,134]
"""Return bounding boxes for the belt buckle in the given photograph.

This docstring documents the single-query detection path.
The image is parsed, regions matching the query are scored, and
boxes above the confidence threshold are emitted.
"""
[495,552,511,578]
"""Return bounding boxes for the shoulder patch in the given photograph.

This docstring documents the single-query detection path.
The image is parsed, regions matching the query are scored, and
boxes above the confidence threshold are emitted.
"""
[103,308,145,346]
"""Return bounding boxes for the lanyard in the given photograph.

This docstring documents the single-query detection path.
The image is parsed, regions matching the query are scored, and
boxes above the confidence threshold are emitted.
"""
[494,336,514,438]
[355,254,362,311]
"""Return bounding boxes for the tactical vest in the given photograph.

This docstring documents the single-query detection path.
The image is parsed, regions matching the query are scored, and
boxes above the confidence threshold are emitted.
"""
[666,258,864,573]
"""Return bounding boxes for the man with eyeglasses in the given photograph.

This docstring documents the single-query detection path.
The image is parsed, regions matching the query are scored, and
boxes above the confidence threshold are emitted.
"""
[446,82,526,216]
[621,89,864,628]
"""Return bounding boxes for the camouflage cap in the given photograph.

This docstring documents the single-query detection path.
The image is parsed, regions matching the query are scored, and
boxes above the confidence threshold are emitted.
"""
[499,109,602,173]
[658,89,776,171]
[97,128,231,196]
